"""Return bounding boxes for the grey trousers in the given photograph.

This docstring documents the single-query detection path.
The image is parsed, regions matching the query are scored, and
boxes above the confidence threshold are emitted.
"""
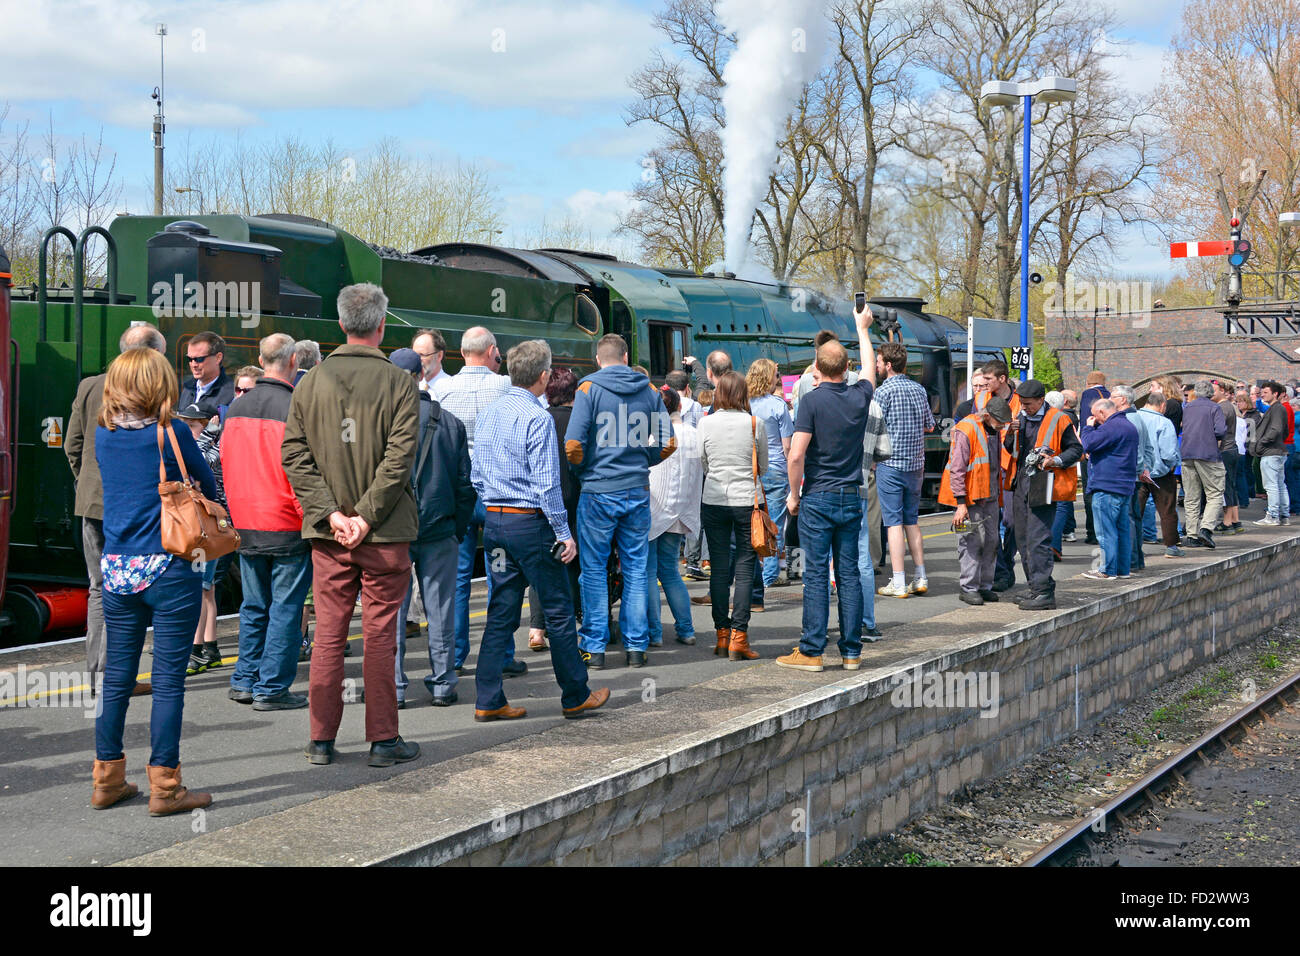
[956,498,1000,592]
[1182,458,1226,535]
[395,536,459,701]
[865,467,883,568]
[82,517,106,676]
[1012,480,1056,597]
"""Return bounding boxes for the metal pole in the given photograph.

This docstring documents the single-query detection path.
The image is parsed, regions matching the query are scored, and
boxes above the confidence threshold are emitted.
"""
[967,316,975,406]
[153,26,166,215]
[1019,93,1032,382]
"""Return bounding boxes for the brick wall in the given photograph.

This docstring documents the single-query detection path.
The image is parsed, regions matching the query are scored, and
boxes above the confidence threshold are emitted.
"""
[1045,306,1300,389]
[390,535,1300,867]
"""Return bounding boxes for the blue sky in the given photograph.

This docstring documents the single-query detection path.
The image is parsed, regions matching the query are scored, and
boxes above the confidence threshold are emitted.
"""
[2,0,1190,275]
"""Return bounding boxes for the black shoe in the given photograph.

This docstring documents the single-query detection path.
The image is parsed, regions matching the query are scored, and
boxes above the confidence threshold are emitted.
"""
[253,690,309,711]
[863,627,883,642]
[674,635,696,646]
[1213,523,1230,533]
[502,660,528,678]
[978,590,999,602]
[580,650,605,670]
[342,639,353,657]
[959,590,985,606]
[991,577,1014,592]
[185,652,208,676]
[1084,537,1099,545]
[626,651,647,668]
[430,692,458,707]
[1018,592,1057,611]
[368,736,420,767]
[1198,529,1216,550]
[397,699,406,710]
[228,688,253,704]
[305,740,335,765]
[1184,535,1204,548]
[199,642,223,668]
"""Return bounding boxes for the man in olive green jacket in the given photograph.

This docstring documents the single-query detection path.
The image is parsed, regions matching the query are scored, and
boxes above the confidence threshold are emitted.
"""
[281,282,421,768]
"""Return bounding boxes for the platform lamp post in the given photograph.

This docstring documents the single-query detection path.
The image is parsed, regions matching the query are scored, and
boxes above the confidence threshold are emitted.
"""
[1283,212,1300,301]
[980,76,1077,379]
[175,186,203,215]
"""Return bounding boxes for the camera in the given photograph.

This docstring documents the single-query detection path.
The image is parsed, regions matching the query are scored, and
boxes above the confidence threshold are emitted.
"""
[550,539,567,561]
[1023,446,1053,479]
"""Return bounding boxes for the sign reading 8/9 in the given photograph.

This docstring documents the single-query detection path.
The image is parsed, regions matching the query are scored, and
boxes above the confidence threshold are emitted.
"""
[1010,347,1032,371]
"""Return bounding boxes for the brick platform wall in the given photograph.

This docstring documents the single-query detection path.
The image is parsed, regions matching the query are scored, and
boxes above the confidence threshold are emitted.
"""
[1045,307,1300,389]
[400,535,1300,867]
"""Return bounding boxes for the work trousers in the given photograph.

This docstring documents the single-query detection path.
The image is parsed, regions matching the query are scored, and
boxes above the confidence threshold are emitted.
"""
[395,536,459,703]
[956,498,1000,593]
[309,539,409,743]
[1012,480,1057,597]
[1182,458,1226,535]
[1134,473,1179,547]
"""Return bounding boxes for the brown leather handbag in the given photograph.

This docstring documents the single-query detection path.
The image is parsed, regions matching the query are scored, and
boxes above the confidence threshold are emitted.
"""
[750,417,780,559]
[157,423,240,562]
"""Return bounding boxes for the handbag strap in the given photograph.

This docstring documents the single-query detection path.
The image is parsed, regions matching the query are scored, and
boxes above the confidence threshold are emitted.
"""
[157,422,194,486]
[751,416,768,511]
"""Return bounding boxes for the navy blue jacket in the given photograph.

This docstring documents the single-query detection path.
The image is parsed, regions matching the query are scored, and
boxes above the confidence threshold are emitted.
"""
[1079,413,1139,496]
[564,365,676,493]
[412,394,475,543]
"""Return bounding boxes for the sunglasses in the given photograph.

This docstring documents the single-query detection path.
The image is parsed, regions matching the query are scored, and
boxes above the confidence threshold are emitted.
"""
[188,353,216,363]
[235,386,251,394]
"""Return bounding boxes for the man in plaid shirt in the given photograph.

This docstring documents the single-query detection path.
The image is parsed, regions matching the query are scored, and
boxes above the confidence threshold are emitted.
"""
[873,342,935,598]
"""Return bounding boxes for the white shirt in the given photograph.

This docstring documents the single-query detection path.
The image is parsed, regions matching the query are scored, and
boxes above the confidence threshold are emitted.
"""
[680,395,703,428]
[650,418,702,539]
[418,368,452,393]
[1235,417,1249,455]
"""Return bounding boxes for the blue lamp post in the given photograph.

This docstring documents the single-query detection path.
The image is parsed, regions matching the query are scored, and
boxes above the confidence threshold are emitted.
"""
[980,76,1077,380]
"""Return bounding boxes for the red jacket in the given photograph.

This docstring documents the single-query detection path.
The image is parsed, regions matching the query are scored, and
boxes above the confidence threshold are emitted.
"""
[1285,401,1296,446]
[220,377,307,556]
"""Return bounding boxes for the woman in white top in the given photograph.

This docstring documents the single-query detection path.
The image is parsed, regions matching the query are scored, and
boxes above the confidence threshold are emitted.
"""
[647,387,702,646]
[698,370,768,661]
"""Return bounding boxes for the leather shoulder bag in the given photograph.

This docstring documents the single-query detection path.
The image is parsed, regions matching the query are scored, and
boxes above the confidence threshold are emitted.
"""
[750,416,780,559]
[157,423,241,562]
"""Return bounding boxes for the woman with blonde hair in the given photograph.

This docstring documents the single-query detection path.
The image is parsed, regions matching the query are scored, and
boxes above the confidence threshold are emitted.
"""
[746,358,793,605]
[90,347,217,817]
[699,370,768,660]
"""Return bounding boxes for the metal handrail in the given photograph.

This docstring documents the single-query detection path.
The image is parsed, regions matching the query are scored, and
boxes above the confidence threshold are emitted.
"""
[72,226,119,384]
[37,226,77,342]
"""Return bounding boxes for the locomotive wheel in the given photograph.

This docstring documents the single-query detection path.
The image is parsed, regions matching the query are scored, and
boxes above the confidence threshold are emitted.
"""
[1,585,51,648]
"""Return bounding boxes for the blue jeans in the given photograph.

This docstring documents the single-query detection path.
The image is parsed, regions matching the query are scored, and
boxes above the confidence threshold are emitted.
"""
[577,489,651,652]
[1237,453,1253,508]
[797,489,863,658]
[1129,494,1146,570]
[97,558,202,766]
[1142,496,1157,541]
[1093,491,1131,577]
[231,550,313,700]
[1051,501,1071,550]
[454,498,508,669]
[756,475,789,591]
[396,536,459,702]
[856,503,877,631]
[478,511,591,711]
[1260,455,1288,519]
[1286,450,1300,514]
[646,532,694,645]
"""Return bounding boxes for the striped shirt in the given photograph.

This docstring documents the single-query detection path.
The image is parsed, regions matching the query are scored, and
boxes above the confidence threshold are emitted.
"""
[873,373,935,472]
[471,386,571,542]
[431,366,510,456]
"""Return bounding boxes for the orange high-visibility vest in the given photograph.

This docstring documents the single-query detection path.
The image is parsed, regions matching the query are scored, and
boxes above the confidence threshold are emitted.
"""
[976,389,1022,481]
[938,416,993,506]
[1004,407,1079,501]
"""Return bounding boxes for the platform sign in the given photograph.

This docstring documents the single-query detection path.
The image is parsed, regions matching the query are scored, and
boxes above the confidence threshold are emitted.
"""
[1010,347,1033,371]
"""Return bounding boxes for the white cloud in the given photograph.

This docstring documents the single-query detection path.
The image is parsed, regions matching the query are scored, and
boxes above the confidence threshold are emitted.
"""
[1,0,657,127]
[1094,35,1169,97]
[1100,0,1186,35]
[563,188,634,236]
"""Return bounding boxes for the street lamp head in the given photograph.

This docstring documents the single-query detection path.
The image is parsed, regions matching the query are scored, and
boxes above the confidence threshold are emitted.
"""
[979,80,1020,109]
[155,22,167,36]
[1028,75,1077,103]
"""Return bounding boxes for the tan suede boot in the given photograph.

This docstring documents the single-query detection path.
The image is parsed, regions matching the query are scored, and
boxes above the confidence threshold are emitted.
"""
[713,627,731,657]
[728,629,759,661]
[146,763,212,817]
[91,758,138,809]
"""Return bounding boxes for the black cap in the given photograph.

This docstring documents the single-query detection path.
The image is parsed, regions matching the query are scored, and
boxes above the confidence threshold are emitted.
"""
[176,399,220,421]
[984,396,1013,423]
[1015,379,1046,400]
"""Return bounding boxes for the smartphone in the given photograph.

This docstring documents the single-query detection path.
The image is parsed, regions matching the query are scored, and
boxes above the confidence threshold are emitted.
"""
[550,539,566,561]
[854,291,866,312]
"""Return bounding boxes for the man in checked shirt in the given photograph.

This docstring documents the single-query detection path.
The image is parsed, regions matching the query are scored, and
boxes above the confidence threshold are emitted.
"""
[470,340,610,721]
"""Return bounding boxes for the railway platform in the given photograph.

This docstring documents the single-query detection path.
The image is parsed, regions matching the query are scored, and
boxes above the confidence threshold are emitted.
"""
[3,507,1298,866]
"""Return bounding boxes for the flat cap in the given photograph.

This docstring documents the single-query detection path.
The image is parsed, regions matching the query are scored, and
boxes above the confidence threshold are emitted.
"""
[984,396,1013,423]
[1015,379,1046,400]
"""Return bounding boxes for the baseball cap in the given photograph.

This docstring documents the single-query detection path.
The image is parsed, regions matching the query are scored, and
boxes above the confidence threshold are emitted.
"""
[389,347,422,374]
[984,396,1013,423]
[1014,379,1046,400]
[176,399,220,421]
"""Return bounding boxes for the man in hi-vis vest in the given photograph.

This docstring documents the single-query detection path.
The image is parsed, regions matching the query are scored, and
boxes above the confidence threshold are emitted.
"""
[1003,379,1083,611]
[939,396,1014,605]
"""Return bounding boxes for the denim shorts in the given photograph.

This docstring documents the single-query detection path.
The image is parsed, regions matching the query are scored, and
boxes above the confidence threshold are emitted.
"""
[876,464,922,526]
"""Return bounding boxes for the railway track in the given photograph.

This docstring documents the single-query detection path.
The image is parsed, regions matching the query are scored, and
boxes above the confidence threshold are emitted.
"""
[1023,667,1300,867]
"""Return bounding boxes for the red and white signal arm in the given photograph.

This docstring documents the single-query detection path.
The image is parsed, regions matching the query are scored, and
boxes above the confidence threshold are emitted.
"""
[1170,241,1232,258]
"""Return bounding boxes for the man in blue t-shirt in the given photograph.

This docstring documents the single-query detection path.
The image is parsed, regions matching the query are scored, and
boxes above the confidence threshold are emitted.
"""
[778,304,877,674]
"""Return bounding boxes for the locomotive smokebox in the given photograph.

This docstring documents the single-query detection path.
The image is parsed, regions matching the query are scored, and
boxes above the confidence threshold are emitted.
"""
[146,220,282,316]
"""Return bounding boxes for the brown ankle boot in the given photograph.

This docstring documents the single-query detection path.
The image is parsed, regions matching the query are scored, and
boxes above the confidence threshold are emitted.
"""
[91,758,138,809]
[728,629,759,661]
[146,763,212,817]
[714,627,731,656]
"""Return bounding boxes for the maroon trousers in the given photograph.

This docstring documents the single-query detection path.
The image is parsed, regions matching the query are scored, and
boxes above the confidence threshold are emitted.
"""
[309,539,410,743]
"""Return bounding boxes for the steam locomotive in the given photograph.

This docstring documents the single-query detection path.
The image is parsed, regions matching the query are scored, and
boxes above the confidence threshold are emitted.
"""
[0,213,1001,645]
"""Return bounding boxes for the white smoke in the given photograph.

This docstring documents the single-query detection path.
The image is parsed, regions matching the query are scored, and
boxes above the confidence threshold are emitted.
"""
[718,0,827,275]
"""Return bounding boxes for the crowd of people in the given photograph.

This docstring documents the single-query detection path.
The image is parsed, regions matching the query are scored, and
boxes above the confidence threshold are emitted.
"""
[72,280,1296,815]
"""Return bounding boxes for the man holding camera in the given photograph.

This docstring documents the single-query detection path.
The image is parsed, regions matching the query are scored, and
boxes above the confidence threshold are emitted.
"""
[471,340,609,721]
[1004,379,1082,610]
